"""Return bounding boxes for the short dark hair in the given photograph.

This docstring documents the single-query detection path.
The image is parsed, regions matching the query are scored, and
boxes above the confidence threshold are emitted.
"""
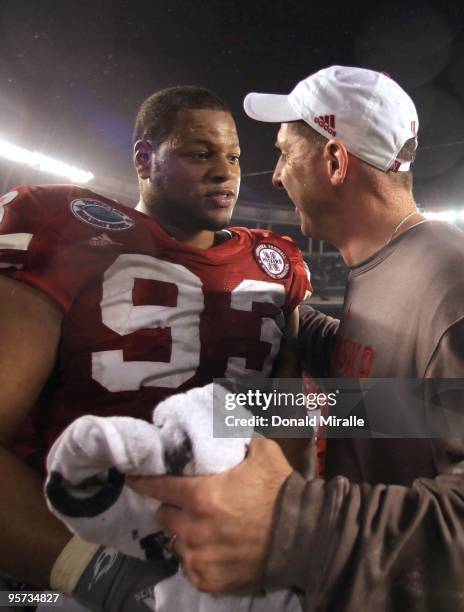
[133,86,231,147]
[396,138,417,164]
[296,121,329,150]
[298,122,417,168]
[299,121,416,187]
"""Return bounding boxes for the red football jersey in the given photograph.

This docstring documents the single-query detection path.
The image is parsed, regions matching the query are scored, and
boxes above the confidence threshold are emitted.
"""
[0,184,311,472]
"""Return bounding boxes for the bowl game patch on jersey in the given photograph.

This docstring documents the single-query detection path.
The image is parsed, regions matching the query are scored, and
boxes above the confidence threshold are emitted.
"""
[254,243,290,279]
[70,198,135,231]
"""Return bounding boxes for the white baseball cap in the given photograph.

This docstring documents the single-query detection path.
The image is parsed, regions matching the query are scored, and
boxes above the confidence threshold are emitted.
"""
[244,65,419,172]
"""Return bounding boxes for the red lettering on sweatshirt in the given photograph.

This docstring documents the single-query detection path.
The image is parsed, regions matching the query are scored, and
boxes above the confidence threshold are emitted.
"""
[332,335,376,378]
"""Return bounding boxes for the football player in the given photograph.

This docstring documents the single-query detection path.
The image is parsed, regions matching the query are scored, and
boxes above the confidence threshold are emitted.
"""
[0,86,310,610]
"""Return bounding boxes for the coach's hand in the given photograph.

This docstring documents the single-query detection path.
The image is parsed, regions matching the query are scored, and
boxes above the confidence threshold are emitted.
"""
[129,437,293,593]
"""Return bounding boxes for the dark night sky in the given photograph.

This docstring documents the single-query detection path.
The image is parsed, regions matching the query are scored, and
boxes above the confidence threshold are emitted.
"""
[1,0,464,209]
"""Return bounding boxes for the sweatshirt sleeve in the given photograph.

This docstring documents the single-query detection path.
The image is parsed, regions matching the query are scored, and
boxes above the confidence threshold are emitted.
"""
[298,301,340,377]
[266,462,464,610]
[424,316,464,377]
[266,318,464,610]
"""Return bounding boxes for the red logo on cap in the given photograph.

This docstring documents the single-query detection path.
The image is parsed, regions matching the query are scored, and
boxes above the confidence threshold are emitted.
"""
[314,115,336,136]
[411,121,417,136]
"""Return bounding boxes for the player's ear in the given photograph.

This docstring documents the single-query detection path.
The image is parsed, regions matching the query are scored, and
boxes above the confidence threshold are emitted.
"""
[133,140,153,180]
[323,139,348,186]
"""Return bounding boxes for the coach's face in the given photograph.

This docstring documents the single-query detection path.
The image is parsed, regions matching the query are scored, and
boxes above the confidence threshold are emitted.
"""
[272,122,328,237]
[150,108,241,233]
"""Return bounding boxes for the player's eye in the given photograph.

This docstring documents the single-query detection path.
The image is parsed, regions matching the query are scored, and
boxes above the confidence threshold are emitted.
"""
[230,154,240,163]
[187,152,210,159]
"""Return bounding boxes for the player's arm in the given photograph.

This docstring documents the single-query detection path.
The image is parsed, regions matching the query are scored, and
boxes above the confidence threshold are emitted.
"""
[0,274,71,587]
[0,268,176,612]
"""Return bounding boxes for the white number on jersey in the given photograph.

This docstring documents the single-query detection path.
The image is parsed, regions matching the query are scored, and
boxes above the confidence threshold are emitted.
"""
[92,254,285,392]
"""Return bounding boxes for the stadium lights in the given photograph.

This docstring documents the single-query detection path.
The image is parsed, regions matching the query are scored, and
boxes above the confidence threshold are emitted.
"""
[423,209,464,223]
[0,137,94,184]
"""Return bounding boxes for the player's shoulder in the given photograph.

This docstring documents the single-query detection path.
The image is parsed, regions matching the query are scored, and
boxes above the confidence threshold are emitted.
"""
[231,226,302,258]
[4,183,123,212]
[0,184,138,232]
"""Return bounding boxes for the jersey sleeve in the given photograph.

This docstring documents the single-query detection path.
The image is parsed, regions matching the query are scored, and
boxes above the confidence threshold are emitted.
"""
[0,185,86,312]
[0,187,42,272]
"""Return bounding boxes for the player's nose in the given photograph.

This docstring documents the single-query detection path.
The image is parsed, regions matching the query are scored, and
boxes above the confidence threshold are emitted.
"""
[208,156,238,184]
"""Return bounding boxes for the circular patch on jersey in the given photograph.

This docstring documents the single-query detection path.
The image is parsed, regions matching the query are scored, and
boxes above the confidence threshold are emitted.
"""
[254,243,290,279]
[70,198,135,231]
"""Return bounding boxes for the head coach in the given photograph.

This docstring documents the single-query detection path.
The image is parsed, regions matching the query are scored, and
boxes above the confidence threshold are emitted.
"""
[131,66,464,612]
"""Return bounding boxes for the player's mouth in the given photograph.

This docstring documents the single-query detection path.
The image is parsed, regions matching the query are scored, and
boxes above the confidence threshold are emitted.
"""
[204,189,235,207]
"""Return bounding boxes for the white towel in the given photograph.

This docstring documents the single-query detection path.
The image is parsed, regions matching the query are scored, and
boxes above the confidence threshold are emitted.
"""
[45,383,301,612]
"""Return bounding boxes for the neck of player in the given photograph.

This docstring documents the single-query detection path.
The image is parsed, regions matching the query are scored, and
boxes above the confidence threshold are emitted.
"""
[136,198,216,249]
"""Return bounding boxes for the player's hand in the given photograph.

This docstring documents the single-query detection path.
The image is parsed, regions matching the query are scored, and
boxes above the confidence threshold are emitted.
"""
[72,547,178,611]
[128,437,293,593]
[51,535,178,611]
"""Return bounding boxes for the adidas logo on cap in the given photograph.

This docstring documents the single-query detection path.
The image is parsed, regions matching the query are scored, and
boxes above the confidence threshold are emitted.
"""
[314,114,336,136]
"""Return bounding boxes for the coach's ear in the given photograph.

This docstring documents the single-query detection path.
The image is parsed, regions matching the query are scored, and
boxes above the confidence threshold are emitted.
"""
[324,138,349,186]
[133,140,153,180]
